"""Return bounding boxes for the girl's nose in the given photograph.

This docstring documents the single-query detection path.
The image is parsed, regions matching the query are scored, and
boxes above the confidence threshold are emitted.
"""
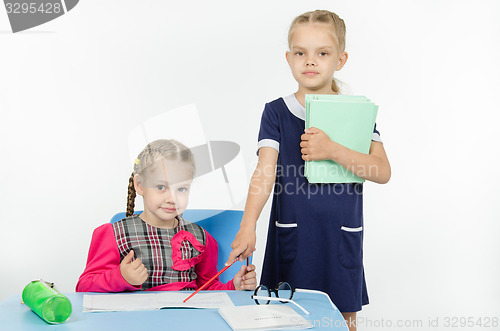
[164,190,175,204]
[306,57,316,66]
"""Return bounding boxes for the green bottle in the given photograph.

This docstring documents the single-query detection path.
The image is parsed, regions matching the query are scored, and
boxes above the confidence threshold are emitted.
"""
[22,280,72,324]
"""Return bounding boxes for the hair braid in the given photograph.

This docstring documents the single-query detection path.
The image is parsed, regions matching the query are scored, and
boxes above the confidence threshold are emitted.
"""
[331,79,340,93]
[126,173,136,217]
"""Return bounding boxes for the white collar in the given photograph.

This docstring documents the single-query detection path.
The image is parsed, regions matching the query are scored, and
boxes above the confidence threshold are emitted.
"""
[283,94,305,121]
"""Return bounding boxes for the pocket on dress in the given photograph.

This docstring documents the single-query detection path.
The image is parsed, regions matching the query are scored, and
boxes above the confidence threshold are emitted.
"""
[338,226,363,268]
[276,221,298,264]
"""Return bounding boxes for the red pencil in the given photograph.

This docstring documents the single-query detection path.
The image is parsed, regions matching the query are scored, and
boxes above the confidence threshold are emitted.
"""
[183,259,237,303]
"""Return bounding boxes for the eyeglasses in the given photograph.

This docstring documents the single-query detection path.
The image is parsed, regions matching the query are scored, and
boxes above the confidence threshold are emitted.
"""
[251,282,310,315]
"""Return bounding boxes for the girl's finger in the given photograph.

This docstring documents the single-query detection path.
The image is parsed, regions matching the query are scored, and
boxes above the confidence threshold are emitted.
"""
[246,264,256,272]
[122,250,135,264]
[139,268,148,279]
[131,259,144,270]
[235,265,247,278]
[227,246,245,266]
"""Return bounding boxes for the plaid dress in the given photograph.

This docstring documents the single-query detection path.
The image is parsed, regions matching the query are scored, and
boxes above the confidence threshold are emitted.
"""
[112,215,206,290]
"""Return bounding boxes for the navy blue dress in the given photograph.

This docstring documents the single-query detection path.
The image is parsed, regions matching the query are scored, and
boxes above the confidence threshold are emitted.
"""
[258,94,382,313]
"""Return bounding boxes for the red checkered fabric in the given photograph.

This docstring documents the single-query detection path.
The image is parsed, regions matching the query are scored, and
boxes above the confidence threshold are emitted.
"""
[112,215,206,290]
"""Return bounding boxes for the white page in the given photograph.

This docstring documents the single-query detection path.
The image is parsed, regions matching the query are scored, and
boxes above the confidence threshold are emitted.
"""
[83,292,234,312]
[218,305,312,330]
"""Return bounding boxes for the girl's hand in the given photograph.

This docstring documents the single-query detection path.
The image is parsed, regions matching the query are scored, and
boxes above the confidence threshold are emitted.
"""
[300,127,341,161]
[227,226,256,266]
[233,264,257,290]
[120,250,148,286]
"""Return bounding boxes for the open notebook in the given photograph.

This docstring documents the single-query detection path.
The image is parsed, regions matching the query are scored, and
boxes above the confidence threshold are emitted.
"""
[83,292,234,312]
[305,94,378,183]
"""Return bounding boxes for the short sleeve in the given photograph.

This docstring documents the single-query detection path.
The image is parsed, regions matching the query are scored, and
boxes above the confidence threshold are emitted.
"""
[257,103,280,155]
[372,123,383,143]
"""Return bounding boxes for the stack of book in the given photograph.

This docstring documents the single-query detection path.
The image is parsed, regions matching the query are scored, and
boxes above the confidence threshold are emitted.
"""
[305,94,378,183]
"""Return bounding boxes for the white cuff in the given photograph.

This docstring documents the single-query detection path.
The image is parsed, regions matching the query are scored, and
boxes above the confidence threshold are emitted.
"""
[257,139,280,155]
[372,133,383,143]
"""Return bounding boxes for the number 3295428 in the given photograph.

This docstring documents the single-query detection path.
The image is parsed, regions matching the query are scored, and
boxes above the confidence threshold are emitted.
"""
[5,2,62,14]
[443,317,498,328]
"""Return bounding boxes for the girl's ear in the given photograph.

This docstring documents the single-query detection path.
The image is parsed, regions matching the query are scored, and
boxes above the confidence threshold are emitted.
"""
[134,174,144,196]
[336,51,348,71]
[285,51,291,66]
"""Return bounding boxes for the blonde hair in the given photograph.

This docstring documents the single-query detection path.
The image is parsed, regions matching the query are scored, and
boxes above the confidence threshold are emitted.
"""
[126,139,195,217]
[288,9,346,93]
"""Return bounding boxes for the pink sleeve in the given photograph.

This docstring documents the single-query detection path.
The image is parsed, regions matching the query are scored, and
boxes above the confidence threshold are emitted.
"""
[195,230,235,291]
[75,223,140,292]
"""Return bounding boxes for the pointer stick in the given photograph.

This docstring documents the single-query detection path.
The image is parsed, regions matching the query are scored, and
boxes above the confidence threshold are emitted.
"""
[183,259,237,303]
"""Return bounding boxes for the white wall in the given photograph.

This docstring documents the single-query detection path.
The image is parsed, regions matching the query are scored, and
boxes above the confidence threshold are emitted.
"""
[1,0,499,329]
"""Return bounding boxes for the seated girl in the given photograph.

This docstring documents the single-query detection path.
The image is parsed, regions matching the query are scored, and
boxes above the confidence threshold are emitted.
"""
[76,139,256,292]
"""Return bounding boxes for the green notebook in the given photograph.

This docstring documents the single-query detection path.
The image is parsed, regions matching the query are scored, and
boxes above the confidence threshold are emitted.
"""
[305,94,378,183]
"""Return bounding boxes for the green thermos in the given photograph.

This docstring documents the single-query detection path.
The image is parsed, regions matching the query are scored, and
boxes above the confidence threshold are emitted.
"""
[22,280,72,324]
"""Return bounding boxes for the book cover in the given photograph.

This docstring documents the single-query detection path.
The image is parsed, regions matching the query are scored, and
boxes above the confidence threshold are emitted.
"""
[305,95,378,183]
[218,305,312,330]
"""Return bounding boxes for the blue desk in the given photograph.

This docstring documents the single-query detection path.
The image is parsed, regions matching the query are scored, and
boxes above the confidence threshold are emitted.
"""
[1,291,348,330]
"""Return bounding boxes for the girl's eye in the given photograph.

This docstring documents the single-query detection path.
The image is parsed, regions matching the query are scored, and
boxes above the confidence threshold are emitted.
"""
[178,187,188,193]
[295,52,304,56]
[157,185,167,191]
[319,52,328,56]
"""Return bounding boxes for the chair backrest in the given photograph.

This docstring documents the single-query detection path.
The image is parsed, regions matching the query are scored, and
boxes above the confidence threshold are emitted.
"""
[110,209,248,283]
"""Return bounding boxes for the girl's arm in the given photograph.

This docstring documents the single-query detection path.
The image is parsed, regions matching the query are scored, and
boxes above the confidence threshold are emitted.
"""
[75,224,141,292]
[300,127,391,184]
[226,147,278,265]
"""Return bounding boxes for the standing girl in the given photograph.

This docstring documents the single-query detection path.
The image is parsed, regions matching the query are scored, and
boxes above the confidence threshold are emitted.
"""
[77,139,256,292]
[227,10,391,330]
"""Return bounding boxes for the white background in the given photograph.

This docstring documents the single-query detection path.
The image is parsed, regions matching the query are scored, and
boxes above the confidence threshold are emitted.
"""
[1,0,499,329]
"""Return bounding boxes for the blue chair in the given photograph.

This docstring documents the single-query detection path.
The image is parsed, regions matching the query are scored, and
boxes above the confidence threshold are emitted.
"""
[110,209,249,283]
